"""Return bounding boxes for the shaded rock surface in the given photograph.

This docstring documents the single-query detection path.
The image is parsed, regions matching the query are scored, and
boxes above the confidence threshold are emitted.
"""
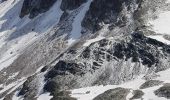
[154,83,170,99]
[0,0,170,100]
[20,0,57,18]
[140,80,163,89]
[93,88,129,100]
[130,90,144,100]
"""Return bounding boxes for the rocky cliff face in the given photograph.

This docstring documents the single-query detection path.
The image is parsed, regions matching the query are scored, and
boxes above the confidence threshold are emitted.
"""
[20,0,57,18]
[0,0,170,100]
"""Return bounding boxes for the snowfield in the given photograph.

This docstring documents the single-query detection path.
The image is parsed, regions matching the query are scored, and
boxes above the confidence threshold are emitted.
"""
[149,10,170,35]
[147,35,170,45]
[147,0,170,44]
[70,68,170,100]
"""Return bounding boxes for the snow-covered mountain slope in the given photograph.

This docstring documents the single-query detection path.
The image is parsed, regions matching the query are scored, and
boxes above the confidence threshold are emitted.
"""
[71,68,170,100]
[0,0,170,100]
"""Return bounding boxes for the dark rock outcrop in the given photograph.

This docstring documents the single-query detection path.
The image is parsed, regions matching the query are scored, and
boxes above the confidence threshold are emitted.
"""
[43,80,76,100]
[140,80,163,89]
[1,0,7,3]
[130,90,144,100]
[113,32,170,67]
[20,0,57,18]
[17,75,38,99]
[60,0,87,11]
[154,83,170,99]
[45,60,85,79]
[93,88,129,100]
[82,0,135,32]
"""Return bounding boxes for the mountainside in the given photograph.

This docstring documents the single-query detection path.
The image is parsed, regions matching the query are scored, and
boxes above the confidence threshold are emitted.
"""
[0,0,170,100]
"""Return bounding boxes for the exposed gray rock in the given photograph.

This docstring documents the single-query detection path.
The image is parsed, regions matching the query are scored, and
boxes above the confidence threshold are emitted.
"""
[82,0,138,33]
[20,0,57,18]
[50,91,77,100]
[1,0,7,3]
[154,83,170,99]
[93,88,129,100]
[140,80,163,89]
[43,80,77,100]
[3,92,15,100]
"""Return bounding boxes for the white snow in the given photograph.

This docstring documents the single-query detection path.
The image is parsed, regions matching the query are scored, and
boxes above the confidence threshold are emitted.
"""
[0,31,38,71]
[0,55,18,71]
[147,1,170,44]
[35,0,63,32]
[0,84,2,88]
[156,68,170,83]
[71,67,170,100]
[167,0,170,3]
[0,0,18,18]
[37,93,53,100]
[149,11,170,35]
[147,35,170,45]
[83,36,105,47]
[35,66,45,73]
[71,75,145,100]
[8,72,19,79]
[68,0,93,45]
[142,85,167,100]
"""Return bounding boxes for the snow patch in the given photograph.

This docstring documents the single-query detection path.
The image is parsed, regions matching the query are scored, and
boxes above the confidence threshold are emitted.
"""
[156,68,170,83]
[147,35,170,45]
[37,93,53,100]
[148,1,170,44]
[142,85,166,100]
[68,0,93,45]
[0,55,18,71]
[0,31,37,71]
[83,36,105,47]
[149,11,170,35]
[71,67,170,100]
[167,0,170,3]
[71,75,145,100]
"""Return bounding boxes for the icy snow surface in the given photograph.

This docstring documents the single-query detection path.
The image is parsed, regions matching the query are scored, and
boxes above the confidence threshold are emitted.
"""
[37,93,53,100]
